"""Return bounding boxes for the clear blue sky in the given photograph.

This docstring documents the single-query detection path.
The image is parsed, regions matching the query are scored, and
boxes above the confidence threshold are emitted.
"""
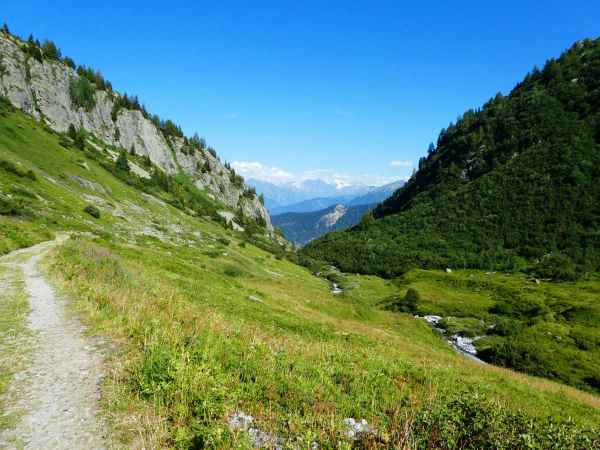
[2,1,599,186]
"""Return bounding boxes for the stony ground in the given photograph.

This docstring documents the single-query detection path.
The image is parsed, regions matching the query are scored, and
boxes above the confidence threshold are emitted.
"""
[0,236,108,450]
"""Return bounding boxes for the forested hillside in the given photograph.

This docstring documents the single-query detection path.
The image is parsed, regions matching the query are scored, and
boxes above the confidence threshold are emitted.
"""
[303,38,600,279]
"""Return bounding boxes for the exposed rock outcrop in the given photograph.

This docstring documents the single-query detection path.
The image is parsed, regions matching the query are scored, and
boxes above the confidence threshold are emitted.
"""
[317,204,347,228]
[0,33,272,230]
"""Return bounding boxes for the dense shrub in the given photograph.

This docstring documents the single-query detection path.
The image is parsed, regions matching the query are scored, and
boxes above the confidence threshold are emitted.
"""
[404,392,599,449]
[136,343,176,398]
[0,95,13,116]
[383,288,420,313]
[223,265,243,277]
[115,150,130,172]
[0,194,29,216]
[533,252,580,281]
[41,40,61,60]
[0,159,36,180]
[83,204,101,218]
[217,237,230,246]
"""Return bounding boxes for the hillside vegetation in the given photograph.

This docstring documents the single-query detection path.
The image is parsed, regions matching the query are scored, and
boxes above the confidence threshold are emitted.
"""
[1,87,599,447]
[303,38,600,280]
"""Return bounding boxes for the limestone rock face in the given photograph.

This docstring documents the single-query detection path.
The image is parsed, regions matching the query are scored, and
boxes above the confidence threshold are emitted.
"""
[170,137,272,229]
[0,33,272,230]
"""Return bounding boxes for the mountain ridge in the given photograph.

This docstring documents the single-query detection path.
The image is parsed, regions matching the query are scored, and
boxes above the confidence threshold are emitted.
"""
[0,31,272,231]
[303,37,600,279]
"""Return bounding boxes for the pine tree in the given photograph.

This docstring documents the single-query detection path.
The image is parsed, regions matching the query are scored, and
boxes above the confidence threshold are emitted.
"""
[69,125,85,150]
[68,124,77,141]
[115,150,130,172]
[41,40,61,59]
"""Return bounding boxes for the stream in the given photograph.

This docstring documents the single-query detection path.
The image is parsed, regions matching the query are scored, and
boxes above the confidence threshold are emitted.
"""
[321,270,484,363]
[331,281,343,295]
[422,315,486,364]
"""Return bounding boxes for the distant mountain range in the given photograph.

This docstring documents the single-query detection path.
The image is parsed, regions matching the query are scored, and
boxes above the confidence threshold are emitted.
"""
[271,203,375,246]
[347,180,405,206]
[249,179,404,215]
[270,180,404,244]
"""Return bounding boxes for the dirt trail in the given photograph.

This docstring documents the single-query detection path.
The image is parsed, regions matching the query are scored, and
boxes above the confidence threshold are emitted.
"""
[0,236,108,449]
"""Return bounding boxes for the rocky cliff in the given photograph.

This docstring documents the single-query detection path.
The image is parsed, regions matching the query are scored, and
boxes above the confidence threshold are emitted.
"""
[0,32,272,230]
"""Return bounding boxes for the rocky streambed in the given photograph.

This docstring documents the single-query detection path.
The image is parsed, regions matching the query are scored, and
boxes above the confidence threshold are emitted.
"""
[421,315,486,363]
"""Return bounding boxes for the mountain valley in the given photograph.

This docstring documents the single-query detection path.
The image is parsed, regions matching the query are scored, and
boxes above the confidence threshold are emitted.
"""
[0,24,599,450]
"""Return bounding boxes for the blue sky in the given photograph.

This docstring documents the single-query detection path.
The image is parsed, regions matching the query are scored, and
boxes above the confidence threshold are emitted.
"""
[2,1,599,186]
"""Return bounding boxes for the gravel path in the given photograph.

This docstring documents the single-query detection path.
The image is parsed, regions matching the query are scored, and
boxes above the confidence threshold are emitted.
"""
[0,236,108,449]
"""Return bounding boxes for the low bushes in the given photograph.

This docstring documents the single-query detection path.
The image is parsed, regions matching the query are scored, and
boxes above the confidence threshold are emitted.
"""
[0,159,36,180]
[83,204,101,218]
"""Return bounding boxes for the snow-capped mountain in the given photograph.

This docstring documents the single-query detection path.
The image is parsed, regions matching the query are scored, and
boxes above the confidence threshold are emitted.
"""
[248,178,402,214]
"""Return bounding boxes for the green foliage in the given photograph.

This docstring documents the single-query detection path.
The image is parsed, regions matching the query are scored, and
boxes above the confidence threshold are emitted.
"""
[223,265,243,277]
[41,39,61,60]
[67,124,86,150]
[83,204,101,218]
[0,193,29,216]
[115,150,130,172]
[224,164,245,188]
[217,237,230,246]
[63,56,75,69]
[160,119,183,139]
[383,288,420,313]
[533,252,580,281]
[111,92,144,122]
[407,392,599,449]
[69,76,96,111]
[21,41,42,63]
[0,159,36,180]
[189,133,206,151]
[303,38,600,280]
[243,186,256,198]
[395,268,600,393]
[47,238,600,449]
[0,96,13,116]
[136,342,176,398]
[438,316,487,337]
[76,65,111,91]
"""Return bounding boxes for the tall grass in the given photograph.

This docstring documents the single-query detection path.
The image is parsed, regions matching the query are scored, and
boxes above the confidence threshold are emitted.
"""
[48,239,600,448]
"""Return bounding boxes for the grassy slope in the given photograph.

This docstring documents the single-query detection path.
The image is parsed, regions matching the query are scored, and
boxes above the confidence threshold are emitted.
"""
[387,269,600,392]
[0,263,30,433]
[0,107,599,447]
